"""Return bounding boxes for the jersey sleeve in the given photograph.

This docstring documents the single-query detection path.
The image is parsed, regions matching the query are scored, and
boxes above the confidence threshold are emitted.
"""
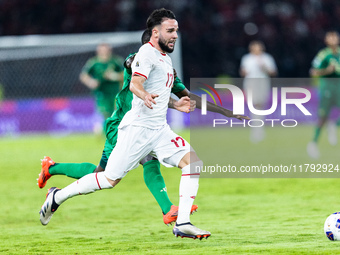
[171,76,186,94]
[131,47,154,79]
[81,58,95,74]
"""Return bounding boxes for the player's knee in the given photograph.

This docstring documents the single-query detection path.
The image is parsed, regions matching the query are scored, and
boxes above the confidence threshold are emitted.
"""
[105,176,121,187]
[178,151,201,169]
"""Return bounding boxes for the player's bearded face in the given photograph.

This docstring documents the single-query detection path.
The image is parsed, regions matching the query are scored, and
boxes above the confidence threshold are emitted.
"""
[158,33,176,53]
[157,19,178,53]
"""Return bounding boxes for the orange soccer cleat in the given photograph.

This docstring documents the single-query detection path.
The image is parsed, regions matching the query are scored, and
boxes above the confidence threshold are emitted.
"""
[163,204,198,225]
[37,156,55,189]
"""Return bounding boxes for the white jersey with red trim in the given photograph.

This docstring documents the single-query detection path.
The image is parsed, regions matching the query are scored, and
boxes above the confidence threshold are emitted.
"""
[119,42,174,129]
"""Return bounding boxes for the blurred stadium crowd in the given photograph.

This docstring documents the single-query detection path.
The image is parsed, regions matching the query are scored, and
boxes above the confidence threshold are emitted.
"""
[0,0,340,82]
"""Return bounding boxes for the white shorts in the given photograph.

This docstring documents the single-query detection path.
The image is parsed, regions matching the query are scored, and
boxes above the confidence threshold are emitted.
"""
[104,124,191,180]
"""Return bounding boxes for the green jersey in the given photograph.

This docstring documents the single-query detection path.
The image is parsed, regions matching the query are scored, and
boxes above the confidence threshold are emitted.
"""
[106,53,186,127]
[82,55,124,95]
[82,55,124,119]
[312,47,340,118]
[312,47,340,78]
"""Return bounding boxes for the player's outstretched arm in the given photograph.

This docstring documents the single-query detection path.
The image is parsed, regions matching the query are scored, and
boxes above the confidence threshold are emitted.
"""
[168,96,192,113]
[130,75,159,109]
[310,64,335,77]
[174,88,249,121]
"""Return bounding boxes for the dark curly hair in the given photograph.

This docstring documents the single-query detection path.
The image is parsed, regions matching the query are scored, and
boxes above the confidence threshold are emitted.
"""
[146,8,176,30]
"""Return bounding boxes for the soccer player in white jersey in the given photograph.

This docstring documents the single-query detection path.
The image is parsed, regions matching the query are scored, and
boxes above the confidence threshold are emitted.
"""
[39,8,211,240]
[240,41,277,143]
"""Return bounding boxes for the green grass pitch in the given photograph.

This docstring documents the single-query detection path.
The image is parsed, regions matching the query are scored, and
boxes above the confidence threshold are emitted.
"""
[1,126,340,254]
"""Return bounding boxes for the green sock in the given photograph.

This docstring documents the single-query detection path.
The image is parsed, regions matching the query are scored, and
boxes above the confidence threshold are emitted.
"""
[143,160,173,214]
[313,127,321,142]
[49,163,96,179]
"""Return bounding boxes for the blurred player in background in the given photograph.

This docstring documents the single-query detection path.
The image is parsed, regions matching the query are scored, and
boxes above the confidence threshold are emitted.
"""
[38,29,247,227]
[308,31,340,159]
[240,40,277,143]
[80,43,124,134]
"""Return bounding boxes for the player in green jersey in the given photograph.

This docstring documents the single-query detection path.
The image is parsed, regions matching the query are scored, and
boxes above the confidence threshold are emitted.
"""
[308,31,340,158]
[80,43,124,133]
[38,30,248,224]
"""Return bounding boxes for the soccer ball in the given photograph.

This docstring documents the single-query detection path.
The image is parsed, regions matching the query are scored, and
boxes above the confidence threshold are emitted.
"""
[324,212,340,241]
